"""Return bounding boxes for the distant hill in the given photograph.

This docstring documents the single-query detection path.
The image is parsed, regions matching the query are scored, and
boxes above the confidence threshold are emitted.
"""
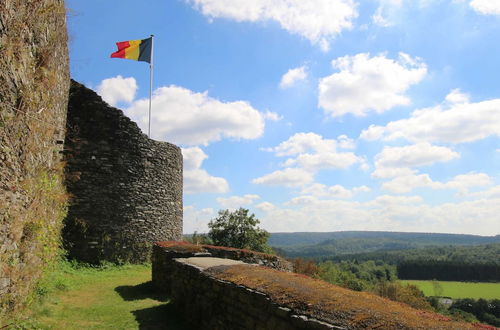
[269,231,500,258]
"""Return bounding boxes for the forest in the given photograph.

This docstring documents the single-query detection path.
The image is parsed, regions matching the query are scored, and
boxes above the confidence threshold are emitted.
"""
[270,232,500,282]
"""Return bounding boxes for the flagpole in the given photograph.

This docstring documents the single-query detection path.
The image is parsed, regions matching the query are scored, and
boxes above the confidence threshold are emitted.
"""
[148,34,154,138]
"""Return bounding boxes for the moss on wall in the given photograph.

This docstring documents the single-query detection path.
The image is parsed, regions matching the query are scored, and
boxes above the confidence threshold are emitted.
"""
[0,0,69,322]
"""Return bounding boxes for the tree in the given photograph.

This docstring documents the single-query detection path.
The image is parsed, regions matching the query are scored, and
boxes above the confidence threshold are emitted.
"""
[208,208,272,253]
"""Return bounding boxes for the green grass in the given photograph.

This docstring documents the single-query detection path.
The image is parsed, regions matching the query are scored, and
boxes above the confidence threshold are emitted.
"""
[400,280,500,299]
[9,261,188,329]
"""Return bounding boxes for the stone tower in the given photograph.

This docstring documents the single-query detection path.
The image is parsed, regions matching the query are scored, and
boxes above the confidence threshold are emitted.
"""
[63,80,183,263]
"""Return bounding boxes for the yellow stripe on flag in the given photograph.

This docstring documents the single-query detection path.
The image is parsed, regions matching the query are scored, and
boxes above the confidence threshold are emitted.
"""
[124,40,141,60]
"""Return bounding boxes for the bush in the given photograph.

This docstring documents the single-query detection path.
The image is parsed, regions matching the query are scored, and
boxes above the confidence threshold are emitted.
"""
[374,282,432,310]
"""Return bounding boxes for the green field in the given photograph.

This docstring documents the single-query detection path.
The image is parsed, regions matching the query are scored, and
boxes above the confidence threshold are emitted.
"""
[9,262,187,329]
[400,280,500,299]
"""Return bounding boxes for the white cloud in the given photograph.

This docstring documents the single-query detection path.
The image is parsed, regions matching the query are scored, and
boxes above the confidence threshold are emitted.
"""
[353,185,371,193]
[263,111,283,121]
[318,52,427,117]
[252,168,313,187]
[264,132,337,156]
[381,171,492,193]
[216,194,260,210]
[371,167,416,179]
[470,0,500,15]
[279,66,307,89]
[375,143,460,169]
[369,194,423,206]
[97,75,137,106]
[469,185,500,199]
[372,0,402,27]
[255,201,276,212]
[256,195,500,235]
[337,135,356,149]
[125,85,266,145]
[263,132,362,171]
[360,90,500,143]
[300,183,370,199]
[283,151,360,171]
[445,88,469,104]
[182,147,229,194]
[187,0,358,50]
[183,205,214,233]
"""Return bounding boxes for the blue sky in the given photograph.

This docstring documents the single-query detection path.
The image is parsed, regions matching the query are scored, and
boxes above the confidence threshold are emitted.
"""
[67,0,500,235]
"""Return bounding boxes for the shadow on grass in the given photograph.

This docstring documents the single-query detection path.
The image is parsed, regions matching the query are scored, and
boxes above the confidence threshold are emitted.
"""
[132,304,189,330]
[115,281,168,302]
[115,282,189,330]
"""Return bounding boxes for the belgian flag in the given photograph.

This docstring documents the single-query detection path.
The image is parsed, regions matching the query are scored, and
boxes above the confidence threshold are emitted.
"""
[110,37,152,63]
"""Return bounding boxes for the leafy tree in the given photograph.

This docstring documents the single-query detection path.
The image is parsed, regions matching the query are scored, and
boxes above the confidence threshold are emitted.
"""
[208,208,272,253]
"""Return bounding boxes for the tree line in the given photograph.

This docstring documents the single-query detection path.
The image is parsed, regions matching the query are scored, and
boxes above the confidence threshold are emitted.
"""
[397,260,500,281]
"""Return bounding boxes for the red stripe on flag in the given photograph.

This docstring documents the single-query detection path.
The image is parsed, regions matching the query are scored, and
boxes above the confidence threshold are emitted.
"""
[110,41,131,59]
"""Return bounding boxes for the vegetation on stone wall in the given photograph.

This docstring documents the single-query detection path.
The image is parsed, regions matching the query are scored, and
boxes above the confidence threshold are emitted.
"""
[0,0,69,322]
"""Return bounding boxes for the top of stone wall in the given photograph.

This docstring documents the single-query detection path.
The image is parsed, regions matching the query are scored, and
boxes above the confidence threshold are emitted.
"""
[155,241,292,272]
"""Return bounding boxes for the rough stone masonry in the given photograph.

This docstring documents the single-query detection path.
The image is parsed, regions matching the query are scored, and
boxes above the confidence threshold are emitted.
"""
[63,80,183,264]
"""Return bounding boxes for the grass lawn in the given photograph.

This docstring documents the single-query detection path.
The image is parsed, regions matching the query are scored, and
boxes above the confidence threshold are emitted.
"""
[10,262,188,329]
[400,280,500,299]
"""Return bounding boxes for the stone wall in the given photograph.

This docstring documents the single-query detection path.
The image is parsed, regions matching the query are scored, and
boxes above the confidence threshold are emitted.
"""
[152,242,477,330]
[167,259,335,330]
[152,242,292,296]
[63,81,183,264]
[0,0,69,320]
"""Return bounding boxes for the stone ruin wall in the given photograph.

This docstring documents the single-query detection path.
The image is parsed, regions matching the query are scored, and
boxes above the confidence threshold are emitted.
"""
[0,0,69,318]
[152,242,476,330]
[63,80,183,264]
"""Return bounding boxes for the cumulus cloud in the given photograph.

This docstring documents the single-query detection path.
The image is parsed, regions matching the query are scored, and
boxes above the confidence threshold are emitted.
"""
[216,194,260,210]
[369,194,423,206]
[279,66,307,88]
[371,167,416,179]
[186,0,358,50]
[97,75,137,106]
[183,205,214,233]
[255,201,276,212]
[300,183,370,199]
[470,0,500,15]
[360,90,500,143]
[468,185,500,199]
[381,171,492,193]
[256,195,500,235]
[182,147,229,194]
[283,152,361,171]
[445,88,469,104]
[255,133,362,187]
[337,135,356,149]
[264,133,360,169]
[263,111,283,121]
[318,52,427,117]
[252,168,314,187]
[375,143,460,169]
[264,132,337,156]
[125,85,266,145]
[372,0,402,27]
